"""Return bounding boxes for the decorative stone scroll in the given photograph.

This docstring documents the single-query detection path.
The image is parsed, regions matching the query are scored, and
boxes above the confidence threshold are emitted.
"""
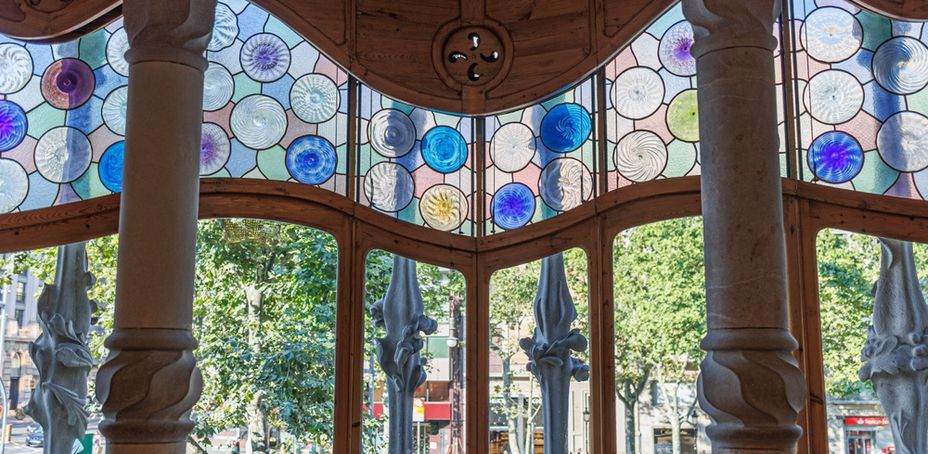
[860,239,928,454]
[519,253,589,454]
[25,242,98,453]
[369,256,437,453]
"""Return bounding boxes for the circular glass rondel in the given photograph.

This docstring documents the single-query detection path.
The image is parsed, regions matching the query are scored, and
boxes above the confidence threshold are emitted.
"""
[0,44,32,94]
[0,100,27,152]
[287,135,338,184]
[492,182,535,230]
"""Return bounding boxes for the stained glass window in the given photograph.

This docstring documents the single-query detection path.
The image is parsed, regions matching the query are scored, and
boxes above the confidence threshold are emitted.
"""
[791,0,928,199]
[603,3,789,191]
[0,0,350,215]
[1,0,926,232]
[484,77,598,233]
[356,84,476,235]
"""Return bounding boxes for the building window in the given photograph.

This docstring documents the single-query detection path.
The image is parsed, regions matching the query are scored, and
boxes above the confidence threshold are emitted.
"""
[653,428,697,454]
[14,309,23,328]
[14,282,24,304]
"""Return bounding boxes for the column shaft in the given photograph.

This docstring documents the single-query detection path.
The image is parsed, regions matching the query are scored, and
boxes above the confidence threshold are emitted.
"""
[95,1,216,452]
[682,0,806,452]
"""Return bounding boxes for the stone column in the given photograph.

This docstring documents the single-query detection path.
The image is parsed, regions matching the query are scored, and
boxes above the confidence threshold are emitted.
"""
[94,1,215,453]
[681,0,806,452]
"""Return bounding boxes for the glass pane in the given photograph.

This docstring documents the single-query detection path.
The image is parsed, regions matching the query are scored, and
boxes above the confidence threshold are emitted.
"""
[815,229,928,453]
[362,251,467,453]
[603,3,788,190]
[356,86,476,235]
[613,217,707,454]
[0,0,351,214]
[791,0,928,199]
[3,238,116,447]
[194,219,339,451]
[488,249,591,453]
[484,79,598,233]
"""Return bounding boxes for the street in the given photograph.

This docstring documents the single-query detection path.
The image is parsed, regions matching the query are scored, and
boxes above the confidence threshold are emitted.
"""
[1,417,102,453]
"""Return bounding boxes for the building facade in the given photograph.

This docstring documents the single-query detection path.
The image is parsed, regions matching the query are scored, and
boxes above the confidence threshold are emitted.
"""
[0,255,42,414]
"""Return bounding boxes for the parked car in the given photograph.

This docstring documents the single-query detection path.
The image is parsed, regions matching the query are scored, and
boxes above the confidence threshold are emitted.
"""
[25,424,43,447]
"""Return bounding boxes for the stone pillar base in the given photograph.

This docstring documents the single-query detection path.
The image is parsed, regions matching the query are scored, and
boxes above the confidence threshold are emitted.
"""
[714,450,796,454]
[107,442,187,454]
[96,328,202,446]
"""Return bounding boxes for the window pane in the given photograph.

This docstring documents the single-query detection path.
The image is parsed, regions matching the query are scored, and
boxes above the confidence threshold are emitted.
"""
[815,229,928,453]
[363,251,466,453]
[790,0,928,198]
[613,217,707,454]
[484,81,598,233]
[488,249,591,453]
[194,219,338,452]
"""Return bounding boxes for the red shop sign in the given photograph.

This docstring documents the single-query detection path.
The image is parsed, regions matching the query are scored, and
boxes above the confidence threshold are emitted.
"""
[844,416,889,426]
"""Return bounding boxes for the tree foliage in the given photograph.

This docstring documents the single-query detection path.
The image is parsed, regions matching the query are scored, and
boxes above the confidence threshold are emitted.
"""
[814,230,928,399]
[612,217,706,453]
[190,219,342,449]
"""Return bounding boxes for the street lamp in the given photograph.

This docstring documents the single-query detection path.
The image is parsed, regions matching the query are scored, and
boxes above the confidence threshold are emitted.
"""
[583,396,590,454]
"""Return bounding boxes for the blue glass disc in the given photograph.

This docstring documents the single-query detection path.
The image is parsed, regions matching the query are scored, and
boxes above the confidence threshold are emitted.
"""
[286,135,337,185]
[421,126,467,173]
[492,182,535,230]
[540,103,592,153]
[808,131,864,184]
[0,100,27,152]
[98,141,125,193]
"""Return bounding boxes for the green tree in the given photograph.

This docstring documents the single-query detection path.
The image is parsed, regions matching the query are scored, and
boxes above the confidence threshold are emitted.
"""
[815,229,880,399]
[814,230,928,399]
[613,217,706,454]
[191,219,341,452]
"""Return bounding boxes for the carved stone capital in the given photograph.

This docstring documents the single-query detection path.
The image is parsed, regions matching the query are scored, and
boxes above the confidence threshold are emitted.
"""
[122,0,216,70]
[682,0,781,58]
[96,328,202,444]
[698,328,806,450]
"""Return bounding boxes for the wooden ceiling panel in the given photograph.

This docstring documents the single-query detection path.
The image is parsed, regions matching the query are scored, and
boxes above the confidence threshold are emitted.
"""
[849,0,928,20]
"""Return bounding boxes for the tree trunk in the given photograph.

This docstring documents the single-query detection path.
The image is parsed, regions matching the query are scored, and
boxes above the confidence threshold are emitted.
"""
[525,376,537,454]
[625,401,636,454]
[671,385,681,454]
[245,285,268,454]
[502,355,523,454]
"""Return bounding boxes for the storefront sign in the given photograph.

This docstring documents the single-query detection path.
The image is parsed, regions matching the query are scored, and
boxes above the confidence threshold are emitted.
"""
[414,398,425,422]
[844,416,890,426]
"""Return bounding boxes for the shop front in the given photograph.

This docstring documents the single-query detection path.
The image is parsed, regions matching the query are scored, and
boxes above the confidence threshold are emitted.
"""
[843,417,894,454]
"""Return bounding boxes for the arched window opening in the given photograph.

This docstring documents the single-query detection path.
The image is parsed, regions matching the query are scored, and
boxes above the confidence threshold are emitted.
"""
[194,219,339,452]
[363,250,467,453]
[488,248,591,453]
[613,218,707,454]
[814,230,928,453]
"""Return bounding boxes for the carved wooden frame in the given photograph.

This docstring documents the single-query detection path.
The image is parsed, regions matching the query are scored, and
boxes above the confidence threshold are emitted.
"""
[5,176,921,453]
